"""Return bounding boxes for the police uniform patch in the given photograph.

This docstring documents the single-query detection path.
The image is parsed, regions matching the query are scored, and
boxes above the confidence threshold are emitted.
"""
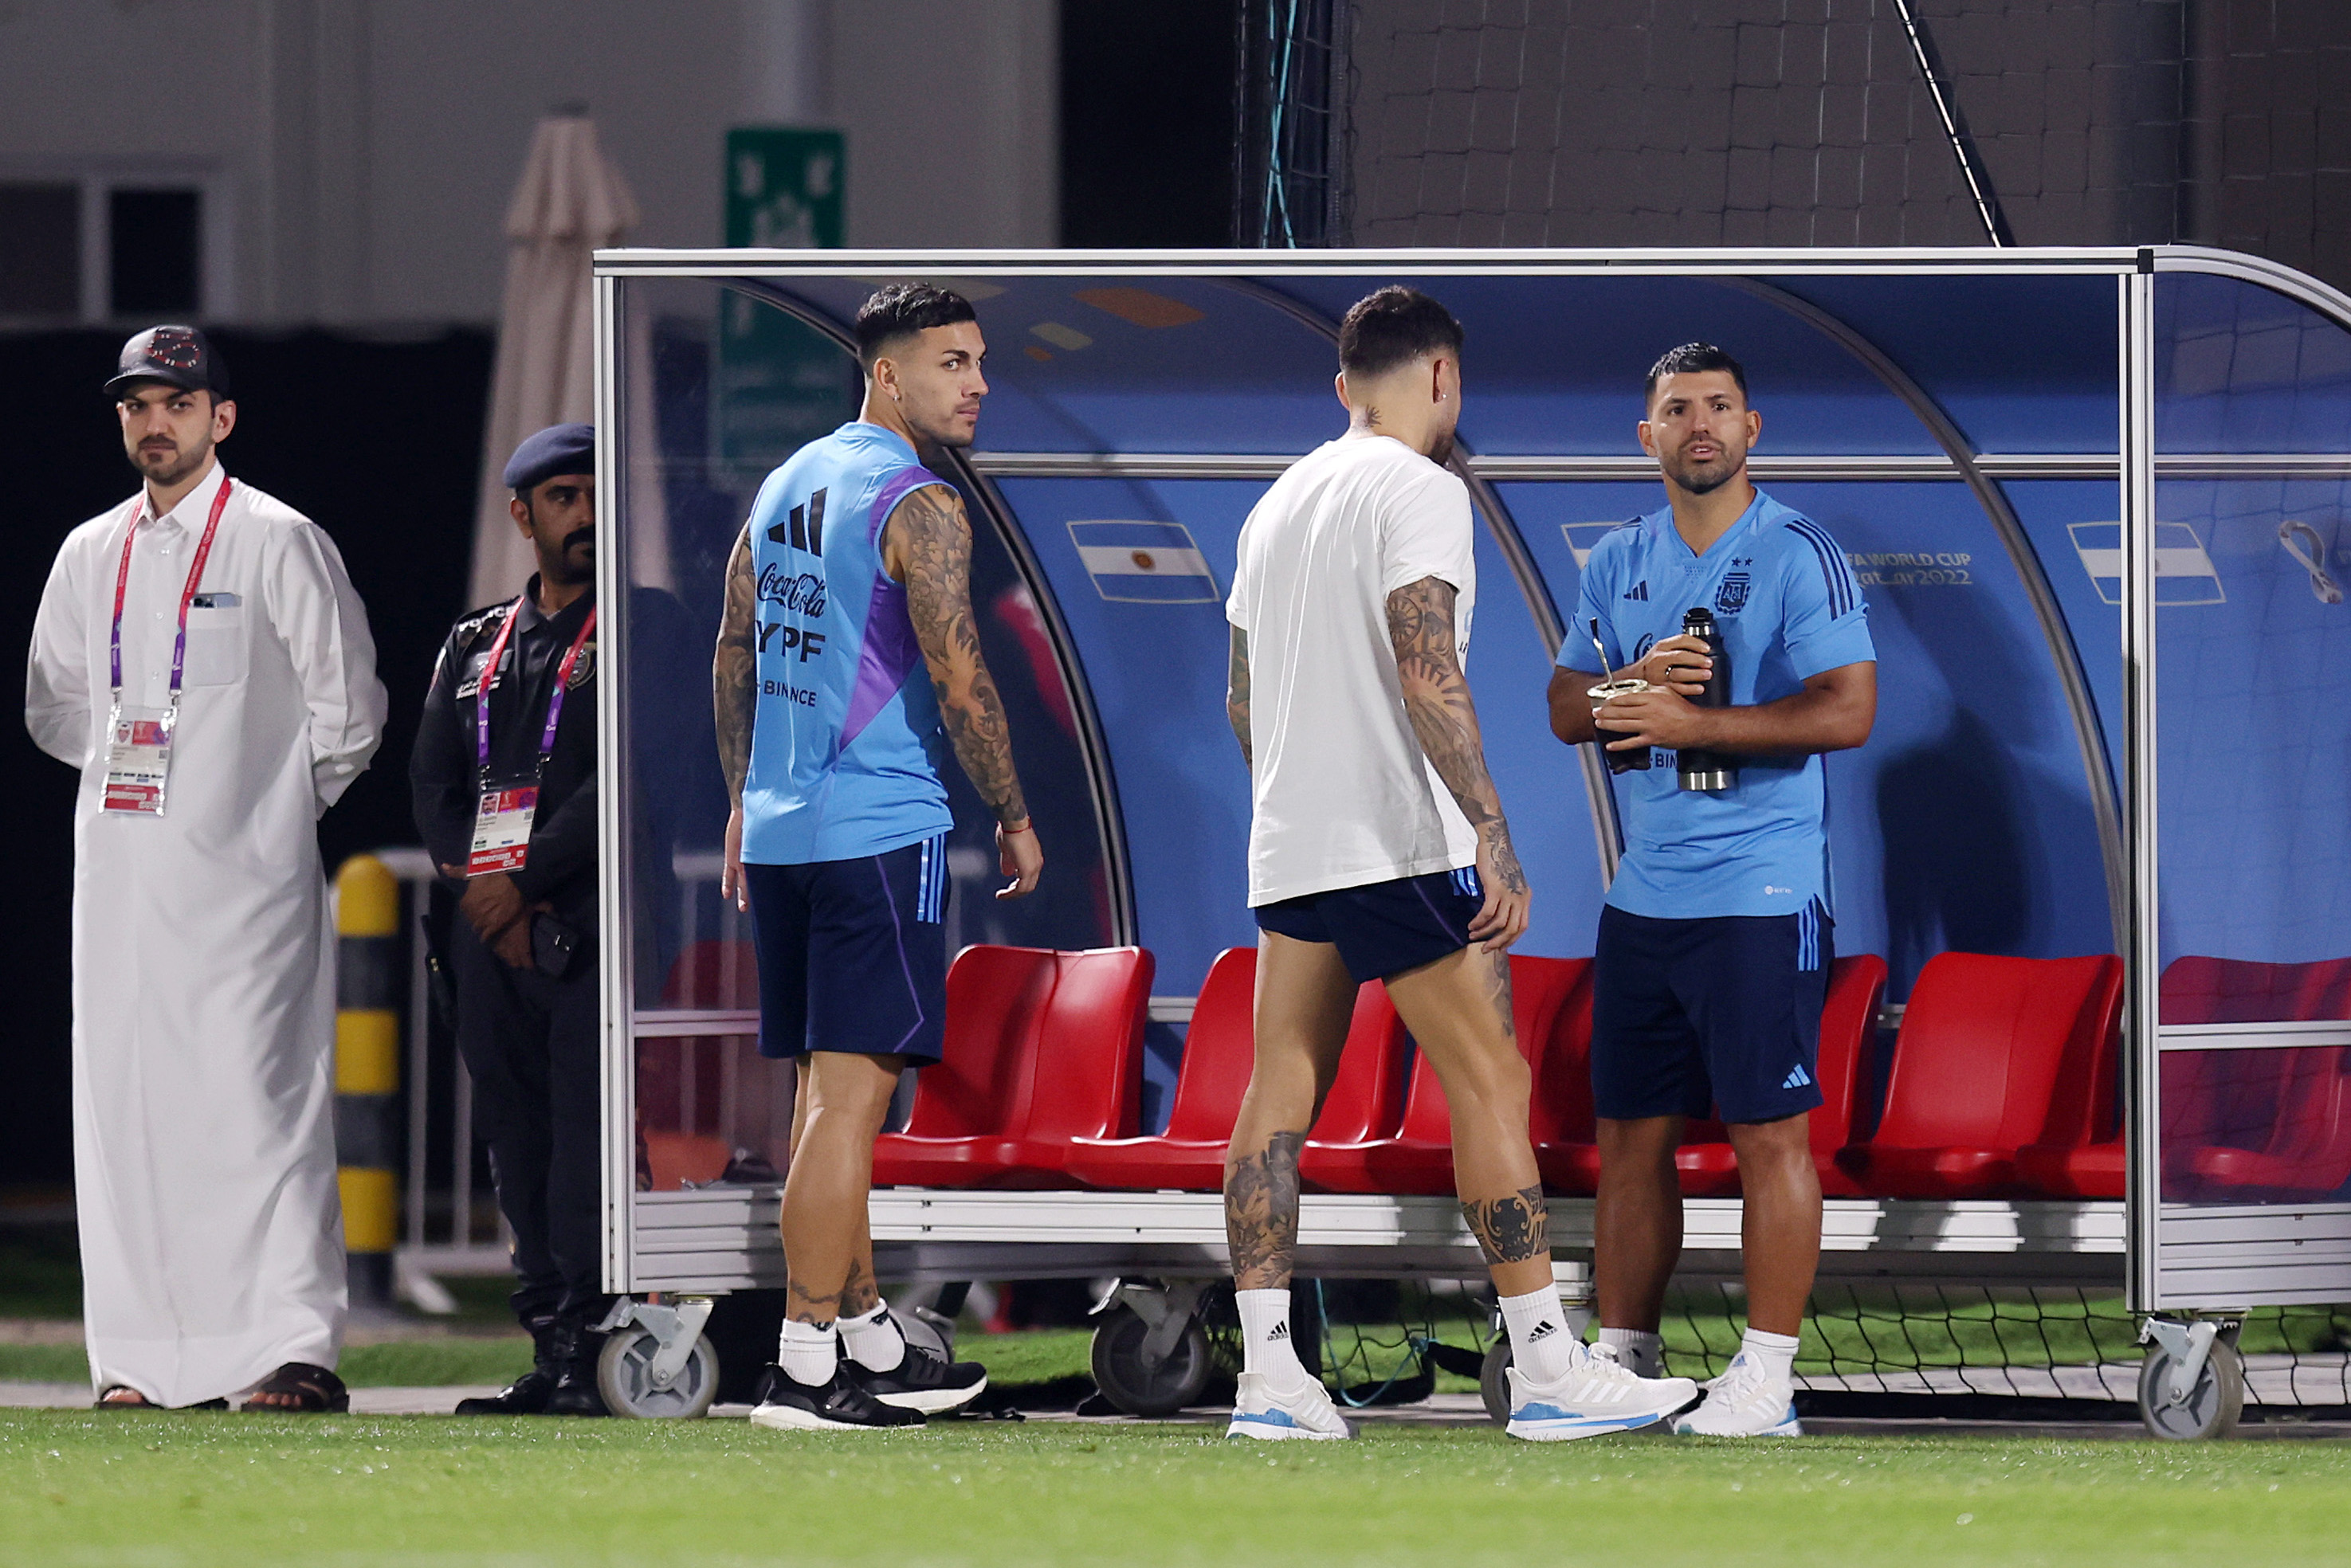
[566,640,595,689]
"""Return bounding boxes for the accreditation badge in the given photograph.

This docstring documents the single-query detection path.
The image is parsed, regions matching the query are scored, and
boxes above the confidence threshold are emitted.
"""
[468,778,540,876]
[101,700,179,815]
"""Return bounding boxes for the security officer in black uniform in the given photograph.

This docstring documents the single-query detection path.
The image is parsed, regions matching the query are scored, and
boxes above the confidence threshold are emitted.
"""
[413,423,607,1415]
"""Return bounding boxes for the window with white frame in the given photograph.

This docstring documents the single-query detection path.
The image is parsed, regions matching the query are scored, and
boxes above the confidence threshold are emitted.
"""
[0,171,226,323]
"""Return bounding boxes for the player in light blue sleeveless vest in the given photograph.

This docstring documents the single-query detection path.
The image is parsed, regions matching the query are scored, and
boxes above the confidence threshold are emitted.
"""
[738,420,956,864]
[713,284,1041,1433]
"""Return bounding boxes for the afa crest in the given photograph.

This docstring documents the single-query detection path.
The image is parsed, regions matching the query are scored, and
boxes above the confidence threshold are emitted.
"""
[1714,572,1752,614]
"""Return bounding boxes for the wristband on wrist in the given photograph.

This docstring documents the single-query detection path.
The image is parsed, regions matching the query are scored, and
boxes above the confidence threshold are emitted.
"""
[1000,820,1033,836]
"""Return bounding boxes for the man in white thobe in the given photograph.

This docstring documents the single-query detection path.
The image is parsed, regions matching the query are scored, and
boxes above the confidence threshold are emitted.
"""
[25,326,387,1411]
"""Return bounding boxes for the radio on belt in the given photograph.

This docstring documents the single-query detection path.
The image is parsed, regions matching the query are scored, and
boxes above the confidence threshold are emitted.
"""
[466,596,597,877]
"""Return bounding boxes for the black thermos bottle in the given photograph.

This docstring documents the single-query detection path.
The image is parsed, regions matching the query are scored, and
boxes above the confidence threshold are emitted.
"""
[1678,606,1736,792]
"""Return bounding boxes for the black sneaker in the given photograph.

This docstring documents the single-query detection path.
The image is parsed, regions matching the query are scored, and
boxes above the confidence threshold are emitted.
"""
[850,1343,990,1414]
[748,1362,926,1432]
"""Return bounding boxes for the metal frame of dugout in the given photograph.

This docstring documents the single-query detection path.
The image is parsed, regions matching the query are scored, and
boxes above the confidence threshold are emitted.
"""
[584,245,2351,1435]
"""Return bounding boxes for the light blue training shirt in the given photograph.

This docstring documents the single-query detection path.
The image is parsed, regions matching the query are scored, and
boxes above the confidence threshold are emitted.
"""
[740,421,955,864]
[1559,489,1875,920]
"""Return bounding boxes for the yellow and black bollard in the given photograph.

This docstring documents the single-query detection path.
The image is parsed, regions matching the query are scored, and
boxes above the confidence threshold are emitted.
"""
[335,854,402,1309]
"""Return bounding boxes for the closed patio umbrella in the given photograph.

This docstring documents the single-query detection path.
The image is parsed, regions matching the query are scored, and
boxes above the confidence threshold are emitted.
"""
[469,113,649,607]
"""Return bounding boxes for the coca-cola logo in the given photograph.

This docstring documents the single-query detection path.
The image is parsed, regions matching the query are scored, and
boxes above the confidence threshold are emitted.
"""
[757,565,827,616]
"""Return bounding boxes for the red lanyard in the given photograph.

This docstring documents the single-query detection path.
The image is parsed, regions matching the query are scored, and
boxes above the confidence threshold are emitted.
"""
[108,474,233,698]
[475,595,598,780]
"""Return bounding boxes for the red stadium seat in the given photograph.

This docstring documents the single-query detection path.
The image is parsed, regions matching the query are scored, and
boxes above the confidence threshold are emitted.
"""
[661,939,761,1010]
[1301,955,1588,1195]
[2154,956,2351,1200]
[1670,955,1890,1198]
[1526,961,1602,1194]
[1012,945,1156,1175]
[2172,1048,2351,1198]
[1296,982,1411,1190]
[870,946,1152,1190]
[1065,947,1259,1190]
[1837,952,2121,1199]
[2160,955,2351,1027]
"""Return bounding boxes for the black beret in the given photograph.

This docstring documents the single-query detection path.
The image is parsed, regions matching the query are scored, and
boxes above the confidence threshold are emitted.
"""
[502,422,596,492]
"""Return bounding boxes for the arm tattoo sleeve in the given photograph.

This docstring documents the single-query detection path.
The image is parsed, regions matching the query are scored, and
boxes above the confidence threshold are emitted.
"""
[1227,625,1251,768]
[1460,1182,1550,1266]
[713,524,759,804]
[892,484,1030,826]
[1224,1130,1304,1290]
[1384,575,1528,895]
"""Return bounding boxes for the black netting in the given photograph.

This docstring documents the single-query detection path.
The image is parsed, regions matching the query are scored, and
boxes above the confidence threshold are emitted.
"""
[1328,0,2351,296]
[1664,1284,2351,1407]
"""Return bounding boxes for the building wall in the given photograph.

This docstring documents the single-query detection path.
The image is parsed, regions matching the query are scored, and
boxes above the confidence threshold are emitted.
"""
[0,0,1059,328]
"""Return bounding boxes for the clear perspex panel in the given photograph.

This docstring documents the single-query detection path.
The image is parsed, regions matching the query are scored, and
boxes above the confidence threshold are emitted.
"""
[2153,272,2351,1307]
[611,276,1113,1217]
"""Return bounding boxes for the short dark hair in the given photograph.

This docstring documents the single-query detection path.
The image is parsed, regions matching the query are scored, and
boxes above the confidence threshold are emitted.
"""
[1337,286,1464,379]
[854,283,978,370]
[1645,343,1749,404]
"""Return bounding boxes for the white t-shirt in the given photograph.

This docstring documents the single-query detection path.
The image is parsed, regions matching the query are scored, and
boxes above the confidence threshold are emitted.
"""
[1226,434,1479,906]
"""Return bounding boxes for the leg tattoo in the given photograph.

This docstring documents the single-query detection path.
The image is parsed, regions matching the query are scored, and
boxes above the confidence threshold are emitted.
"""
[1462,1182,1550,1266]
[1225,1131,1305,1288]
[786,1276,841,1325]
[1479,946,1517,1038]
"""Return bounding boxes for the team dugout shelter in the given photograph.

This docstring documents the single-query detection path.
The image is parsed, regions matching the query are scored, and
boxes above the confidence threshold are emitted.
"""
[586,246,2351,1436]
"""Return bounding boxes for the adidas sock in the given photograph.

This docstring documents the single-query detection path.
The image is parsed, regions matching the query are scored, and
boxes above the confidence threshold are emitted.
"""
[1598,1326,1665,1379]
[838,1301,906,1373]
[1499,1287,1578,1386]
[1740,1327,1800,1383]
[1235,1288,1308,1387]
[778,1318,840,1387]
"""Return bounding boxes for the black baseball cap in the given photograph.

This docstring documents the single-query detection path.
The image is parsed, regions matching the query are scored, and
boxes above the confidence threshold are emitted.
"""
[105,325,232,401]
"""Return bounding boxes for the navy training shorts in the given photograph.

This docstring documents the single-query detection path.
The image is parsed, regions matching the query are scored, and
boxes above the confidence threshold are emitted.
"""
[744,832,952,1065]
[1253,865,1485,984]
[1589,898,1831,1125]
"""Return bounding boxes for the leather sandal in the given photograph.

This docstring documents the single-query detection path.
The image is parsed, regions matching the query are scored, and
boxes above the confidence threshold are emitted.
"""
[238,1362,351,1413]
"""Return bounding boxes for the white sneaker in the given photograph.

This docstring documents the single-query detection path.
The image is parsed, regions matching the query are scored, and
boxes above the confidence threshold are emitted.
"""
[1672,1350,1803,1437]
[1505,1343,1700,1442]
[1225,1370,1356,1441]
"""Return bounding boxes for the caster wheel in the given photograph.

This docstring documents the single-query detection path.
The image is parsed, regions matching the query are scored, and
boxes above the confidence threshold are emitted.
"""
[597,1326,720,1420]
[1089,1306,1212,1417]
[1479,1341,1513,1425]
[2138,1337,2243,1441]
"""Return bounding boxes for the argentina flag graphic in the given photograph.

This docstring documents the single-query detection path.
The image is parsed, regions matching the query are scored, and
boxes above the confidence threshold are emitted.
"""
[1068,520,1221,603]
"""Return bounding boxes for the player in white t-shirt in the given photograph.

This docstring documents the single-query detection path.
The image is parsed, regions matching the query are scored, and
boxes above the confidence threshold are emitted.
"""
[1219,287,1697,1442]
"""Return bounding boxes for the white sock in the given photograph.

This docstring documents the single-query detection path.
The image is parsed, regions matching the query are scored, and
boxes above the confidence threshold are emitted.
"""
[778,1318,839,1387]
[1499,1287,1579,1386]
[1235,1288,1308,1387]
[1740,1327,1800,1382]
[1598,1326,1664,1379]
[838,1301,905,1372]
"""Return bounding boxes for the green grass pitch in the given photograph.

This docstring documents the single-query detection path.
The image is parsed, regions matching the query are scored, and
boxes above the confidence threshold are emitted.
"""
[2,1408,2346,1567]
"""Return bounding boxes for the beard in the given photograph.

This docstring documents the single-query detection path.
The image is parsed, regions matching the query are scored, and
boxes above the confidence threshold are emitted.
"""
[128,433,212,488]
[1664,444,1742,495]
[545,527,595,585]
